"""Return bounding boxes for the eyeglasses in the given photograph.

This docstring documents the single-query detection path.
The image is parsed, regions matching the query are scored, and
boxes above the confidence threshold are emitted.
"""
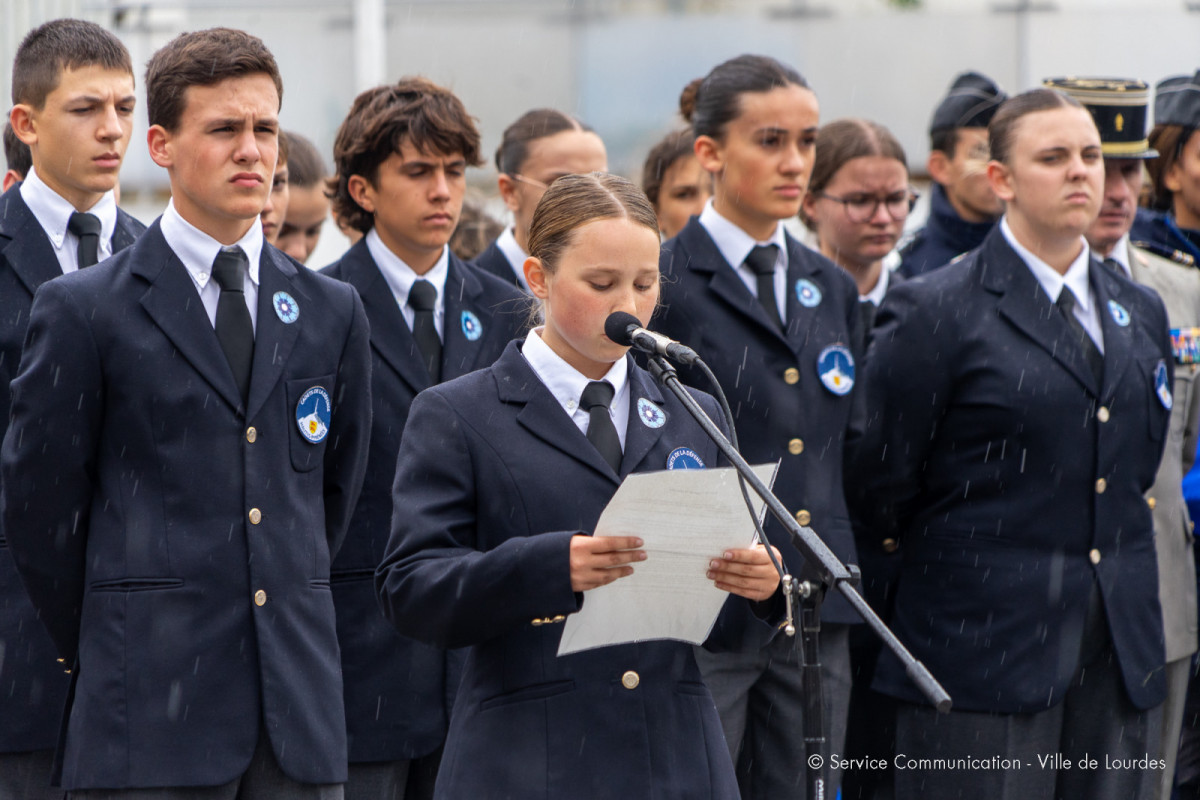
[817,190,917,223]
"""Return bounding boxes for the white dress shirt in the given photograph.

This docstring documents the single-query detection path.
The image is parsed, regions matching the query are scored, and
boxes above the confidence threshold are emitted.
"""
[160,198,262,332]
[522,327,631,450]
[699,199,789,323]
[20,165,118,274]
[496,227,531,291]
[1001,216,1104,353]
[367,228,449,339]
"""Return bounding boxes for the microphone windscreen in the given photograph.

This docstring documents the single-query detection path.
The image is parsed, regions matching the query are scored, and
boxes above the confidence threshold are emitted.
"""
[604,311,641,346]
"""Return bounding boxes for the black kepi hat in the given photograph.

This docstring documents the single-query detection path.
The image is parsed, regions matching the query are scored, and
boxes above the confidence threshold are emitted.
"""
[929,71,1007,134]
[1154,71,1200,128]
[1045,77,1158,159]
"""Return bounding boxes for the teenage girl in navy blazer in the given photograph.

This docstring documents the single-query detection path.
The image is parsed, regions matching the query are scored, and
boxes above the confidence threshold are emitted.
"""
[376,172,781,799]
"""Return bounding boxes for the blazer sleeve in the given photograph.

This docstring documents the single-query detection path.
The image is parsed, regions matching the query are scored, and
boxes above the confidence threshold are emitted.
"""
[1,279,105,661]
[324,286,373,558]
[376,389,581,650]
[845,281,955,544]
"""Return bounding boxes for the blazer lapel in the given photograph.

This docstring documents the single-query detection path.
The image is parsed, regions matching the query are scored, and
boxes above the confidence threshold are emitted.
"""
[1092,262,1135,403]
[495,343,621,484]
[620,362,668,476]
[676,220,791,349]
[133,222,244,412]
[982,231,1101,396]
[442,255,491,380]
[246,247,307,420]
[0,189,63,296]
[781,234,828,357]
[112,209,144,252]
[341,240,432,394]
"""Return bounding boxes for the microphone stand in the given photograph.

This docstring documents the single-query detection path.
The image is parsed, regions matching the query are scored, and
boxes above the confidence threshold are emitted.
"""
[646,355,950,800]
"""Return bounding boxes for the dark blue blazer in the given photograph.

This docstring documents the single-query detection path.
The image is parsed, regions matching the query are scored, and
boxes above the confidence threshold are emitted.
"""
[1,220,372,789]
[376,343,759,799]
[469,238,525,290]
[896,182,996,279]
[849,228,1171,713]
[0,186,145,754]
[655,217,863,626]
[320,240,526,763]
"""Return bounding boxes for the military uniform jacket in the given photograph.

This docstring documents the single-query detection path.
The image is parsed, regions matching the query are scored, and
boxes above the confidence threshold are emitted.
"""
[896,182,995,279]
[1127,242,1200,663]
[1,220,372,790]
[655,217,863,626]
[851,228,1171,713]
[376,342,762,800]
[0,186,145,754]
[470,239,523,290]
[321,240,526,763]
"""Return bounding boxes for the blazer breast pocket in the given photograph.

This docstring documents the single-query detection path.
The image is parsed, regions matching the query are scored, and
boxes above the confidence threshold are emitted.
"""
[287,374,335,472]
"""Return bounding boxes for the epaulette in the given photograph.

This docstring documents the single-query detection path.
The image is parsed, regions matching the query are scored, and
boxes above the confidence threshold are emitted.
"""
[1131,239,1196,267]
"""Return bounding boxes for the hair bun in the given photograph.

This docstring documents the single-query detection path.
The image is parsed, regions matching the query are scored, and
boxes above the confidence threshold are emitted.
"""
[679,78,703,123]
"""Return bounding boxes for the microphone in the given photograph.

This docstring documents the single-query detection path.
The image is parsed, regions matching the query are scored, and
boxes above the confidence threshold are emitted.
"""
[604,311,700,365]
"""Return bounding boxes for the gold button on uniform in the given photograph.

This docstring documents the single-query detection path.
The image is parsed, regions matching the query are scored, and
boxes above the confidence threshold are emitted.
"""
[1089,549,1101,565]
[246,426,257,443]
[249,508,262,525]
[621,670,640,690]
[882,538,899,554]
[783,368,800,385]
[795,509,812,526]
[1097,407,1110,423]
[1147,497,1157,510]
[788,438,804,455]
[1095,478,1107,494]
[254,589,267,606]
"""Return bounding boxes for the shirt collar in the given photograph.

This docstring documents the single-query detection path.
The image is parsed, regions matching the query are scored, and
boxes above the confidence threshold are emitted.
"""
[862,262,891,305]
[521,325,629,414]
[366,227,450,309]
[496,227,530,289]
[160,197,263,290]
[699,199,788,271]
[20,165,119,255]
[1001,216,1092,310]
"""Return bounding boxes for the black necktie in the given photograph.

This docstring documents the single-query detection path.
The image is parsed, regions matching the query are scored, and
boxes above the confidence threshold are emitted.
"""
[1056,287,1104,383]
[211,246,255,403]
[1102,257,1124,277]
[745,244,783,331]
[580,380,622,474]
[408,279,441,384]
[67,211,101,268]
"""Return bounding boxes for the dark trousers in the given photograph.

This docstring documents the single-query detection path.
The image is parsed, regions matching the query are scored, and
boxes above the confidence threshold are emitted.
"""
[67,731,342,800]
[894,590,1161,800]
[344,746,441,800]
[696,623,851,800]
[0,749,60,800]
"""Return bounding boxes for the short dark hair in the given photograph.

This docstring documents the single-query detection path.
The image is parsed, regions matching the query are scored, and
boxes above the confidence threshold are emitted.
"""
[145,28,282,132]
[494,108,590,175]
[282,130,327,189]
[681,54,810,142]
[1146,124,1196,212]
[641,129,695,207]
[330,77,482,234]
[929,127,960,157]
[801,118,908,230]
[4,122,32,179]
[989,88,1083,165]
[12,18,132,109]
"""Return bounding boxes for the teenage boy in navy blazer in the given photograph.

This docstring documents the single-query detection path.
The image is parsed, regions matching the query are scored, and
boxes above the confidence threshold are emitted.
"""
[1,27,371,799]
[0,19,145,800]
[321,77,526,800]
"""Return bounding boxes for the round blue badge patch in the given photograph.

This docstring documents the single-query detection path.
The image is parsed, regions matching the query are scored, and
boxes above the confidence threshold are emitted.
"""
[273,291,299,324]
[637,397,666,429]
[666,447,705,470]
[1108,299,1130,327]
[795,278,822,308]
[461,310,483,341]
[816,344,855,396]
[1155,359,1173,410]
[296,386,331,443]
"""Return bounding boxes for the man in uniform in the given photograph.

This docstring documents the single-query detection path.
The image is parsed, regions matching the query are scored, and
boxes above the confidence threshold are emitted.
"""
[1052,76,1200,800]
[2,27,371,798]
[898,71,1006,278]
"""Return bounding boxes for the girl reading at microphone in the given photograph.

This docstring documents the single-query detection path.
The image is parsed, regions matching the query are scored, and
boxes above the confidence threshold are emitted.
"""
[375,172,780,799]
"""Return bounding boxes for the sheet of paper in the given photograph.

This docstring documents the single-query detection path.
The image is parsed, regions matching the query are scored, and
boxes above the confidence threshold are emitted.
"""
[557,462,778,657]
